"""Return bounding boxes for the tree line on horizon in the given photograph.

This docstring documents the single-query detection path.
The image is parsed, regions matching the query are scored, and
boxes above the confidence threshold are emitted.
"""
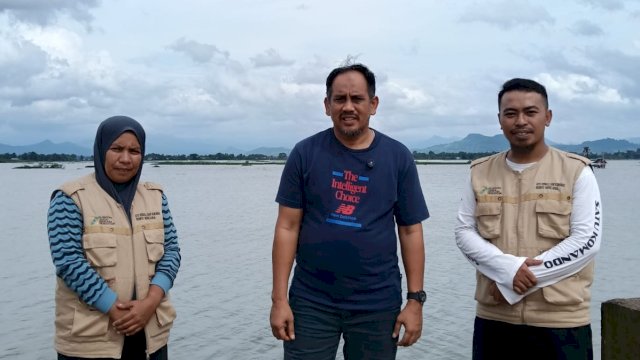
[2,148,640,163]
[0,151,289,162]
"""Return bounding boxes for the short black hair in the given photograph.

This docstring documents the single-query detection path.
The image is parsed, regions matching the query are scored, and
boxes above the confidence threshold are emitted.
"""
[326,63,376,99]
[498,78,549,109]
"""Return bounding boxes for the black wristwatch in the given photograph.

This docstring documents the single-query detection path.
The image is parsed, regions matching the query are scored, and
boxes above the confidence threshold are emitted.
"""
[407,290,427,305]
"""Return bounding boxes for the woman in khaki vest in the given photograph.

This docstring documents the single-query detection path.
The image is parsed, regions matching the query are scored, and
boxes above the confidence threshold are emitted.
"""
[47,116,181,359]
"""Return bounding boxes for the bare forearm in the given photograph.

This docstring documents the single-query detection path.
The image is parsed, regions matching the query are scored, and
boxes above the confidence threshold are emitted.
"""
[272,206,302,302]
[272,228,298,302]
[270,226,298,341]
[146,284,165,306]
[399,224,425,292]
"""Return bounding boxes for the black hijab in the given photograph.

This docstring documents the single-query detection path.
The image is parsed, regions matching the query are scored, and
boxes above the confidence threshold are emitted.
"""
[93,116,146,219]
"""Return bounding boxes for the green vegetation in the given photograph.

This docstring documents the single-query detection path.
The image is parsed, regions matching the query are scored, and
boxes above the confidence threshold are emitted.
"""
[0,152,90,162]
[145,152,288,161]
[2,148,639,164]
[412,151,496,161]
[413,148,640,161]
[594,149,640,160]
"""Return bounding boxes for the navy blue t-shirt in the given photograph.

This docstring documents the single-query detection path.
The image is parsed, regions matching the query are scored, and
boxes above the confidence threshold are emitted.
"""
[276,128,429,311]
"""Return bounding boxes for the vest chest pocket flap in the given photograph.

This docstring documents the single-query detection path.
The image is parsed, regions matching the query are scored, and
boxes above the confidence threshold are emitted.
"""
[144,229,165,277]
[83,233,117,267]
[475,202,502,240]
[535,201,571,239]
[144,229,165,261]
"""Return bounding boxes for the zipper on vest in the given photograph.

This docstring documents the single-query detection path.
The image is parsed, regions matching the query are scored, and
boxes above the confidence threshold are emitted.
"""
[125,202,151,359]
[516,174,526,324]
[516,175,522,255]
[117,202,137,301]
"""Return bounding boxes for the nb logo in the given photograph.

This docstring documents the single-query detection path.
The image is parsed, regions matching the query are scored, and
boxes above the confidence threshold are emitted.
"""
[335,204,356,215]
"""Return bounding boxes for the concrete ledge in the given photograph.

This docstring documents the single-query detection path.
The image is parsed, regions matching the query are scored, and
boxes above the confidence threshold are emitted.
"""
[601,298,640,360]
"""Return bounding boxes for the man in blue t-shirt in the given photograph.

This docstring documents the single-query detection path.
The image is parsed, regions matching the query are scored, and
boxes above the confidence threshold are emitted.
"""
[270,62,430,360]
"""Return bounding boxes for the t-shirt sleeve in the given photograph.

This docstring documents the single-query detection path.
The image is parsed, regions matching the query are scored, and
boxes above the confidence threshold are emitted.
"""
[394,150,429,225]
[276,146,304,209]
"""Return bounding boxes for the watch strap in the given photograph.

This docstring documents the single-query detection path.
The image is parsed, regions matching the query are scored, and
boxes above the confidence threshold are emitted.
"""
[406,290,427,304]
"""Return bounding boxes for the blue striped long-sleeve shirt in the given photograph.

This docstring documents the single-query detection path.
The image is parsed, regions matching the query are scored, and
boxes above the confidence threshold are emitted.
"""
[47,190,181,314]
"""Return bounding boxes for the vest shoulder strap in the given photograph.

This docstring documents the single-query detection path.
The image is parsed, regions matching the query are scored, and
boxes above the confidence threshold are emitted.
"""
[565,151,591,166]
[59,174,94,196]
[470,153,500,169]
[143,181,163,191]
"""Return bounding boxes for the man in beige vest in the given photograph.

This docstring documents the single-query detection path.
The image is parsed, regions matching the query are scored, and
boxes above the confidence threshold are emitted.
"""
[455,78,602,359]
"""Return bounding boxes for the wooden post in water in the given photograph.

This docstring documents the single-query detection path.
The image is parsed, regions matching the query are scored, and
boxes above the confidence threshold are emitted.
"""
[601,298,640,359]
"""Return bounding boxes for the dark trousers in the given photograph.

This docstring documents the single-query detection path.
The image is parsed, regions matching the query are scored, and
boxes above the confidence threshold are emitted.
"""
[284,296,400,360]
[58,331,168,360]
[472,317,593,360]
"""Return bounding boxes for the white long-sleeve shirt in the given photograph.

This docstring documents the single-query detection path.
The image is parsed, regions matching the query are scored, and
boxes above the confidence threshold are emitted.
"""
[455,161,603,304]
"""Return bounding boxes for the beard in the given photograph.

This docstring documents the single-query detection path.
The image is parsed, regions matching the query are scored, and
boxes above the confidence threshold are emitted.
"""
[338,126,365,138]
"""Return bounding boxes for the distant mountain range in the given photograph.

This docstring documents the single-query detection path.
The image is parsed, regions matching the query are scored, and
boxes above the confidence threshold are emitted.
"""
[416,134,640,154]
[408,135,461,149]
[244,147,290,156]
[0,140,290,157]
[0,140,93,156]
[417,134,509,153]
[2,135,639,156]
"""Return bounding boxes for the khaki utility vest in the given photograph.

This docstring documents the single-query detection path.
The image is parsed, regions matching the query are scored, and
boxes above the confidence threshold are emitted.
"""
[54,174,176,358]
[471,147,594,327]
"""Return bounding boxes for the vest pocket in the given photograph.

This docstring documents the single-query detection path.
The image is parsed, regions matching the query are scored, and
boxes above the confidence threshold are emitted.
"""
[540,273,585,305]
[474,272,500,306]
[70,300,110,337]
[535,201,571,239]
[156,297,177,327]
[83,233,118,267]
[541,262,593,305]
[144,229,165,262]
[147,297,176,339]
[475,202,502,239]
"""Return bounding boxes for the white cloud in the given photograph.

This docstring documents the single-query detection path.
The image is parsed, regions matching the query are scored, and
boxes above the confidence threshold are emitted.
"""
[0,27,48,86]
[570,20,605,36]
[0,22,124,110]
[280,82,323,97]
[168,37,230,64]
[0,0,100,25]
[460,0,554,29]
[537,73,629,104]
[157,87,221,116]
[22,24,84,61]
[578,0,625,11]
[0,1,639,151]
[385,82,435,110]
[250,48,295,68]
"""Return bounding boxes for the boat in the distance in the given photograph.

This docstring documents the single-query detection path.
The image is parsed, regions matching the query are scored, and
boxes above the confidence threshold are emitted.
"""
[581,147,607,168]
[13,162,64,169]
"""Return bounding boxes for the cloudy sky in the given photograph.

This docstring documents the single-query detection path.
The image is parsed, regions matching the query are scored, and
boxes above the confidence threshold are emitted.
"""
[1,0,639,153]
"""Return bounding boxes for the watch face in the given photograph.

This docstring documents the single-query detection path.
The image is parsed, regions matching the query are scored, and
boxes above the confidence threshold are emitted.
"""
[408,291,427,304]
